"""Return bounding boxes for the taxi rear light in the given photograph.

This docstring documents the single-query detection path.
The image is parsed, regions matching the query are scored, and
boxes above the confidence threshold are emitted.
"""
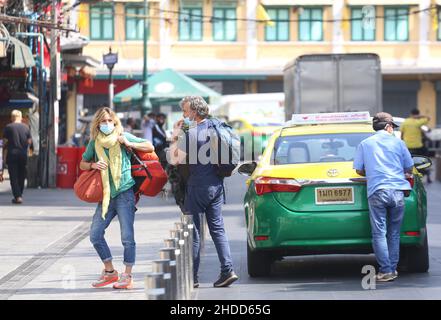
[405,231,420,237]
[255,177,301,196]
[406,176,415,188]
[255,236,269,241]
[252,131,263,137]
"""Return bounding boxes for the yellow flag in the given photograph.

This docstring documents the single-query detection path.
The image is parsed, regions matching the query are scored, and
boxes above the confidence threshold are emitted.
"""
[257,4,275,27]
[432,5,439,31]
[78,3,88,32]
[342,4,350,32]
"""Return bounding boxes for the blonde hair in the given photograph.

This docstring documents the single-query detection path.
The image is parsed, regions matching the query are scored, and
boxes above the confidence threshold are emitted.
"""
[11,110,22,120]
[90,107,123,140]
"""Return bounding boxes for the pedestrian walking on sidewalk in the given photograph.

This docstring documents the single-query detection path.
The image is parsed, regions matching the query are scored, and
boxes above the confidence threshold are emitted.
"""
[353,112,414,282]
[169,96,239,289]
[400,108,432,183]
[153,113,169,170]
[0,110,32,204]
[142,112,156,142]
[79,107,154,290]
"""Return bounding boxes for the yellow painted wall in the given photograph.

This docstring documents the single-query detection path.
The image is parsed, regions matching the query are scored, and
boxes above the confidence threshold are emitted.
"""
[66,84,77,140]
[256,44,333,59]
[169,44,247,59]
[417,80,437,128]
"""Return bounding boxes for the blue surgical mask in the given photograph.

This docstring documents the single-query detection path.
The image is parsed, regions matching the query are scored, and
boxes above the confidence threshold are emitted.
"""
[183,116,196,128]
[100,123,115,135]
[183,117,191,126]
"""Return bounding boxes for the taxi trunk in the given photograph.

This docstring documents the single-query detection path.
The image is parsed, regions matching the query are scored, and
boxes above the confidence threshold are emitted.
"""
[247,161,421,253]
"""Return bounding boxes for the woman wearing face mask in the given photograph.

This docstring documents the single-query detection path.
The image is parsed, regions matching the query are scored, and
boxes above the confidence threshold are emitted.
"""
[79,107,154,290]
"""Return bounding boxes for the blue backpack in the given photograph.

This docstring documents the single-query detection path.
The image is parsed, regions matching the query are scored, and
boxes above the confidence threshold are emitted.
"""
[207,118,241,177]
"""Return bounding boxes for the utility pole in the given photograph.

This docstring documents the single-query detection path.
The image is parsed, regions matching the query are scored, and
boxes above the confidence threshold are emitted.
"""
[141,0,151,116]
[47,0,59,187]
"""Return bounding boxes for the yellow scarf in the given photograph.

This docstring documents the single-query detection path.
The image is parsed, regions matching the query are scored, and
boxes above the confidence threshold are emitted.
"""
[95,131,122,219]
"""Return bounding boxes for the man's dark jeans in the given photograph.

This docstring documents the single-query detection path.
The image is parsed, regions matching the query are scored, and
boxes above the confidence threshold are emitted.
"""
[7,153,27,199]
[185,184,234,280]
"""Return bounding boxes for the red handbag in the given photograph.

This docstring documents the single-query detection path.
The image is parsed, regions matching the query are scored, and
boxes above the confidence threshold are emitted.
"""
[136,150,159,161]
[129,149,168,199]
[74,169,103,203]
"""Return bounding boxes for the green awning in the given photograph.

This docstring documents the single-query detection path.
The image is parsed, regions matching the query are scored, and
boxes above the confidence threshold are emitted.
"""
[9,37,36,69]
[114,68,221,108]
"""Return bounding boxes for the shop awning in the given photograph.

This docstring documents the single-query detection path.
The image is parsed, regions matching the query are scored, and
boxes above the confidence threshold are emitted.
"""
[63,53,101,68]
[9,37,36,69]
[113,68,221,109]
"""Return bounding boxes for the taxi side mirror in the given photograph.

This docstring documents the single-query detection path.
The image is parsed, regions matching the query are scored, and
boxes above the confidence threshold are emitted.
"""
[413,156,432,171]
[237,161,257,176]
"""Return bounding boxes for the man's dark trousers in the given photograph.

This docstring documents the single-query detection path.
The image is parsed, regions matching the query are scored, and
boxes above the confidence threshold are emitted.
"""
[185,184,234,281]
[7,152,27,199]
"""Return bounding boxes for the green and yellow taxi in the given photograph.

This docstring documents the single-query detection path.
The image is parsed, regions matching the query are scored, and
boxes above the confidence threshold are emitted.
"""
[238,112,432,277]
[229,118,284,160]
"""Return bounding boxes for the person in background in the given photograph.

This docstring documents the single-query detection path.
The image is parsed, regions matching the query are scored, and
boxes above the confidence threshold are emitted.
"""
[142,112,156,142]
[0,110,32,204]
[152,113,169,169]
[400,108,431,183]
[124,117,136,134]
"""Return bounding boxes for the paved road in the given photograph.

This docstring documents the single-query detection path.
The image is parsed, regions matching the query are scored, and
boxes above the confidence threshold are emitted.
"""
[1,169,440,300]
[194,174,441,300]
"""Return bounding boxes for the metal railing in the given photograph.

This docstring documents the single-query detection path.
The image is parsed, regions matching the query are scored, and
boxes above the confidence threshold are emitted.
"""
[145,213,206,300]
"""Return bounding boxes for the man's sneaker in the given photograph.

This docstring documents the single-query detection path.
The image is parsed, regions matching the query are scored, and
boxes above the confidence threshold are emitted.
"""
[376,272,395,282]
[392,270,398,279]
[213,271,239,288]
[113,273,134,290]
[193,277,199,288]
[92,270,119,288]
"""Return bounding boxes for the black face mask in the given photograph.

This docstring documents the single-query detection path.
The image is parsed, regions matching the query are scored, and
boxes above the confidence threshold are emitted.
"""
[373,121,388,131]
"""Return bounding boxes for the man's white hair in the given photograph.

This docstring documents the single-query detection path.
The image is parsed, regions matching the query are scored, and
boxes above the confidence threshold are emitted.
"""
[179,96,209,118]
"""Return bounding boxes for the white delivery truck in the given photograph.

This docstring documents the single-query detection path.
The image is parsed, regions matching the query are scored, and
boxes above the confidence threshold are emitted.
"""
[283,53,383,121]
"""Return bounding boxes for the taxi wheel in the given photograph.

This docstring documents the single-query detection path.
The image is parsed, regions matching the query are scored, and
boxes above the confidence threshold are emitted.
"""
[247,242,272,277]
[399,233,429,273]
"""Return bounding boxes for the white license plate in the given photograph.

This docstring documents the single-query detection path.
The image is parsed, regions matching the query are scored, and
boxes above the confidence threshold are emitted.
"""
[315,187,354,205]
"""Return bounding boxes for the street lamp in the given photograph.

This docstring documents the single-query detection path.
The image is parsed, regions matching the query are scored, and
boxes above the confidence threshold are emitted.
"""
[103,46,118,110]
[141,0,151,116]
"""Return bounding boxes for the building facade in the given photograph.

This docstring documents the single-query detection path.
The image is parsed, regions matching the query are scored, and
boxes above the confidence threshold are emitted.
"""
[69,0,441,139]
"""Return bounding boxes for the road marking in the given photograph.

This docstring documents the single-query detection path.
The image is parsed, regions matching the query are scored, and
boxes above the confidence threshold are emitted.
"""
[0,221,90,300]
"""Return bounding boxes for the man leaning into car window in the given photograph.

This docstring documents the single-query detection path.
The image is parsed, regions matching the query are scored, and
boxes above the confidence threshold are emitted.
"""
[353,112,414,283]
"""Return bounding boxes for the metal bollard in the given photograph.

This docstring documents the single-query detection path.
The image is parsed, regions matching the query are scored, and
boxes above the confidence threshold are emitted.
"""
[145,272,166,300]
[164,237,177,249]
[170,228,185,299]
[152,259,172,300]
[176,227,189,300]
[159,247,180,300]
[182,214,194,292]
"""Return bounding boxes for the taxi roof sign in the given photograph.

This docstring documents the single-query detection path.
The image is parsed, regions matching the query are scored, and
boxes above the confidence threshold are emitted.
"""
[290,112,371,126]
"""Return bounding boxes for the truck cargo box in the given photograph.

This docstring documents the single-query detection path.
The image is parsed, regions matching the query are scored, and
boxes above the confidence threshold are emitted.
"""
[284,53,382,120]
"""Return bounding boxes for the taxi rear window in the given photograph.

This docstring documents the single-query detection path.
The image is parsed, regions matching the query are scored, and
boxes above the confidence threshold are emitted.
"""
[271,133,373,165]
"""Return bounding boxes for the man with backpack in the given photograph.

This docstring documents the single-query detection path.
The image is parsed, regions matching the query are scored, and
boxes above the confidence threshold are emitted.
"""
[169,96,239,289]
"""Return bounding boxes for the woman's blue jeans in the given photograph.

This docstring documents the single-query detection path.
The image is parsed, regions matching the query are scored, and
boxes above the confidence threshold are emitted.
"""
[90,188,136,266]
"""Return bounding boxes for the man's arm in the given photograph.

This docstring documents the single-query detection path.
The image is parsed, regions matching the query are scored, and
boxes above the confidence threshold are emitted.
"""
[0,138,7,182]
[169,120,187,165]
[402,141,414,175]
[353,144,365,176]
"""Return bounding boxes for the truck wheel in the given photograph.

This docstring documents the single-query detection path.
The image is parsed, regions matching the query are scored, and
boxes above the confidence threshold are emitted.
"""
[400,233,429,273]
[247,242,272,277]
